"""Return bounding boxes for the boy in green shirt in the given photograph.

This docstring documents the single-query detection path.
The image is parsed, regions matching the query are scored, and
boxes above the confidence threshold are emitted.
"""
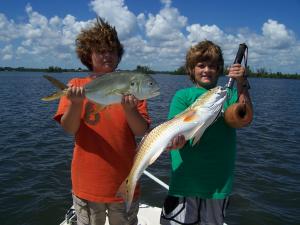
[160,40,253,225]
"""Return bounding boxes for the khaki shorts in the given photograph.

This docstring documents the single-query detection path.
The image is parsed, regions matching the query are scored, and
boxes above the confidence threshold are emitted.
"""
[72,194,139,225]
[160,195,229,225]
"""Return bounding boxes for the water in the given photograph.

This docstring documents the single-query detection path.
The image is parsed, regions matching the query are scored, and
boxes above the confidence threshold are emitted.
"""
[0,72,299,225]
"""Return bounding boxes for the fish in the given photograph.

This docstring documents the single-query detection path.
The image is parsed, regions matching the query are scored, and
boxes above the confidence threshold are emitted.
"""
[116,86,228,212]
[41,71,160,106]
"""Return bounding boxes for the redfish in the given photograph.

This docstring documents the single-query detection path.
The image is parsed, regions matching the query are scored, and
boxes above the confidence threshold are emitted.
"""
[117,86,228,212]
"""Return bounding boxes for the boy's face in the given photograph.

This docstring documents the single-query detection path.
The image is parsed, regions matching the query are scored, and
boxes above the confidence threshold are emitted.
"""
[193,62,219,89]
[91,49,119,73]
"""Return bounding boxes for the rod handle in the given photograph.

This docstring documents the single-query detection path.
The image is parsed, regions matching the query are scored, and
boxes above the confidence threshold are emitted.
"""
[227,43,248,88]
[234,43,247,64]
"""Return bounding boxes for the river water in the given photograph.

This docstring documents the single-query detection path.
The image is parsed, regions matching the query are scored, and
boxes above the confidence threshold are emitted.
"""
[0,72,299,225]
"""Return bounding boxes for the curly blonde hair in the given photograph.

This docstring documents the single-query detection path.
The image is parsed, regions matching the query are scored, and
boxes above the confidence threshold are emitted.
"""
[185,40,224,83]
[76,17,124,71]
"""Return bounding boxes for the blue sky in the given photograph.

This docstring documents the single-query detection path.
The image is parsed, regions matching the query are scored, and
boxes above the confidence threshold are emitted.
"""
[1,0,299,73]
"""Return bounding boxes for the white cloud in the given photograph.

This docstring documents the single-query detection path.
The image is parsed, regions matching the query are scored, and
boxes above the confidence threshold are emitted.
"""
[127,3,188,70]
[262,19,295,49]
[16,46,27,56]
[2,45,13,53]
[90,0,137,38]
[2,45,13,60]
[160,0,172,8]
[0,45,13,61]
[187,24,225,44]
[2,54,13,60]
[145,7,187,41]
[0,4,93,68]
[184,19,300,73]
[49,16,61,27]
[0,1,299,74]
[25,4,48,28]
[137,13,146,29]
[0,14,19,41]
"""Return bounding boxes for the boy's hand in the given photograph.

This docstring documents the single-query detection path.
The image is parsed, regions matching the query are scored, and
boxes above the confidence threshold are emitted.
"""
[66,86,85,104]
[121,94,148,136]
[227,64,246,83]
[166,134,186,151]
[121,94,139,110]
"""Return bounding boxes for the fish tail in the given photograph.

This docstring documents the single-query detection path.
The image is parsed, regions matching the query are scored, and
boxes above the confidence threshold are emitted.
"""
[41,91,66,101]
[116,178,133,212]
[43,75,68,90]
[42,75,68,101]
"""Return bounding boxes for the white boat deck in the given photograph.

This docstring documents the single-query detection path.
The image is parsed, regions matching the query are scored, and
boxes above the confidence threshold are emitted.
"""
[132,204,162,225]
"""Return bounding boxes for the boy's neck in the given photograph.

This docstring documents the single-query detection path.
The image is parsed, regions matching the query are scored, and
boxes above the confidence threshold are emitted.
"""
[196,84,216,90]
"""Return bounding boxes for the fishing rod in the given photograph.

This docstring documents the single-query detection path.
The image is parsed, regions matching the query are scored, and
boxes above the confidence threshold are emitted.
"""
[226,43,248,88]
[224,43,253,128]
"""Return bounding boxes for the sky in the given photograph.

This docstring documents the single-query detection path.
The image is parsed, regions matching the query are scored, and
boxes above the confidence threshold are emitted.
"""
[0,0,299,74]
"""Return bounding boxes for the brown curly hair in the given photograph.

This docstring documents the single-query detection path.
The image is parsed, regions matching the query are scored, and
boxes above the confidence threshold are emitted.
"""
[76,17,124,71]
[185,40,224,83]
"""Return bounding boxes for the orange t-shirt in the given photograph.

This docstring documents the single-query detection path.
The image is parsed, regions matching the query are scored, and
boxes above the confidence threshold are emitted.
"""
[54,76,150,203]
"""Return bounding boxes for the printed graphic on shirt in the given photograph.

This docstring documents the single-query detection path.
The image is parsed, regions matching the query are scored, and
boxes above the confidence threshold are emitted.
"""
[84,102,100,125]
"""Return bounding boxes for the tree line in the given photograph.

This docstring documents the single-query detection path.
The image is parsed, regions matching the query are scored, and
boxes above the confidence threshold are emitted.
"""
[168,65,300,79]
[0,66,87,72]
[0,65,299,79]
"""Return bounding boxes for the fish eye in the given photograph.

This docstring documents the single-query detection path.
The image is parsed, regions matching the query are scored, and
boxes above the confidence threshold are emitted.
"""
[149,82,153,85]
[130,82,135,86]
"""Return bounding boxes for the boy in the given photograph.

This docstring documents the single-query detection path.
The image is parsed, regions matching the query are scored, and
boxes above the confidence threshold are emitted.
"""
[54,17,150,225]
[160,40,253,225]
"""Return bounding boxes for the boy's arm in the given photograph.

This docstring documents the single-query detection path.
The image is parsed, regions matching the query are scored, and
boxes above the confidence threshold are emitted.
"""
[122,95,149,136]
[60,86,85,135]
[227,64,253,126]
[236,78,253,108]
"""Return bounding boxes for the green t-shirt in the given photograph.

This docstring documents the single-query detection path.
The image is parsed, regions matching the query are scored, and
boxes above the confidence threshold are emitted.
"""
[168,86,238,199]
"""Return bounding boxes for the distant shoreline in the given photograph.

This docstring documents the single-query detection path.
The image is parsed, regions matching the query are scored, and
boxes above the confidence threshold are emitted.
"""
[0,66,87,73]
[0,66,299,79]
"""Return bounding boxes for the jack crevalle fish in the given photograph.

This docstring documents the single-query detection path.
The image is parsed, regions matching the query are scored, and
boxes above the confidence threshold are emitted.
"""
[41,71,160,106]
[117,86,228,212]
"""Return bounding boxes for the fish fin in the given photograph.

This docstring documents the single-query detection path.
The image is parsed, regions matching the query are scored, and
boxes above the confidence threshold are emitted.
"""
[108,90,122,96]
[183,110,198,122]
[42,75,68,101]
[106,88,128,96]
[43,75,68,90]
[190,109,223,146]
[116,178,128,200]
[116,178,133,212]
[149,147,165,165]
[191,125,206,146]
[214,109,223,123]
[173,107,192,119]
[41,90,66,101]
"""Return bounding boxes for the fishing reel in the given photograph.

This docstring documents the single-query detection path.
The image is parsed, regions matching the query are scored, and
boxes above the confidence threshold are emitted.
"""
[224,43,253,128]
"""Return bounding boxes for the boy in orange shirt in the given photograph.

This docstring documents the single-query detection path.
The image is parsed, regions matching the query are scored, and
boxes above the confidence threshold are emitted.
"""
[54,17,150,225]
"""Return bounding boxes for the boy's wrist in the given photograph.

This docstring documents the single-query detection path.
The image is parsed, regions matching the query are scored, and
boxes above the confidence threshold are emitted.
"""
[69,101,84,108]
[237,77,250,90]
[122,104,138,113]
